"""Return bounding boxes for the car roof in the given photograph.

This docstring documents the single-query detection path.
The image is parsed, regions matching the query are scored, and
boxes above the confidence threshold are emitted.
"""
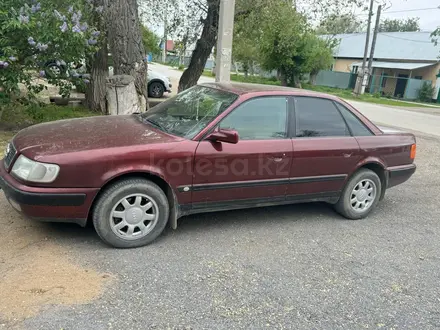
[200,82,340,100]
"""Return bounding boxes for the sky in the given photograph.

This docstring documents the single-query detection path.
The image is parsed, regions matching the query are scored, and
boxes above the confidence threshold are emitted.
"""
[149,0,440,38]
[372,0,440,31]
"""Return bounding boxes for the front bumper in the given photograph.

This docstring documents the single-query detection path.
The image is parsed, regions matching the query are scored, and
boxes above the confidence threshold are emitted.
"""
[0,162,99,227]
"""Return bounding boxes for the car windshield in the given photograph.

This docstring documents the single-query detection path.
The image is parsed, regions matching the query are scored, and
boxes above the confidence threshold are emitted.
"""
[140,85,238,139]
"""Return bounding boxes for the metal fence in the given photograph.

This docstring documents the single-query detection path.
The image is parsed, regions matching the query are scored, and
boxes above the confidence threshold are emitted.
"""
[369,75,432,100]
[314,71,356,89]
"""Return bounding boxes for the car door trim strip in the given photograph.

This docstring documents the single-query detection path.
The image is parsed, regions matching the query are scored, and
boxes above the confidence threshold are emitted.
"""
[177,174,347,192]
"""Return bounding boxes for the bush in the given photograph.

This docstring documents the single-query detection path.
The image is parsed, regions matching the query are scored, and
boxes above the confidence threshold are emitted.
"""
[418,82,435,102]
[178,64,185,71]
[0,1,101,100]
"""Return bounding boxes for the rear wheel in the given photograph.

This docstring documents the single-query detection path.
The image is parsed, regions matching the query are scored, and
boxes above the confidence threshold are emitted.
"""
[334,169,381,220]
[148,81,165,98]
[93,178,169,248]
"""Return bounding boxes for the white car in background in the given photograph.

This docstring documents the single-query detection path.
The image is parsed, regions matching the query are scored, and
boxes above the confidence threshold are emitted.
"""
[108,66,172,98]
[147,68,172,98]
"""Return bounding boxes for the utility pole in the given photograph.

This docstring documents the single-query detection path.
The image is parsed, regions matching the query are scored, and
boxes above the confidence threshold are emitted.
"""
[355,0,374,95]
[215,0,236,83]
[162,11,167,63]
[367,5,382,76]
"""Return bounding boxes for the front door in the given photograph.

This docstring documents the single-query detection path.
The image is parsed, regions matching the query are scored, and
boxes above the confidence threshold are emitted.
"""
[394,74,409,98]
[191,96,293,206]
[288,97,361,199]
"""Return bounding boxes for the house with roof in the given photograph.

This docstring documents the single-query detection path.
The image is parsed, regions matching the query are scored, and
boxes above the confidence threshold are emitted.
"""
[327,32,440,99]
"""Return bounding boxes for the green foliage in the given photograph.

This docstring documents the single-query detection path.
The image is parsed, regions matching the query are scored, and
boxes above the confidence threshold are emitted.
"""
[1,100,97,129]
[418,82,435,102]
[141,25,160,55]
[379,17,420,33]
[0,0,100,100]
[432,27,440,47]
[316,13,365,34]
[250,0,333,86]
[230,74,281,86]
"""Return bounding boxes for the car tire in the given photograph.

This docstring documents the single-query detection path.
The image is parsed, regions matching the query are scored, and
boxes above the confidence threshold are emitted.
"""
[45,62,65,78]
[334,169,382,220]
[148,81,165,98]
[92,178,169,248]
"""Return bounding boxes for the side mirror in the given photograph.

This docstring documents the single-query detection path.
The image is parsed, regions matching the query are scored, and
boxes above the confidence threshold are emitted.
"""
[207,129,239,144]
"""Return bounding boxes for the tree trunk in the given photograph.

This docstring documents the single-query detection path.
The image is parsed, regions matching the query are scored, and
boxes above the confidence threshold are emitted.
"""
[293,75,302,88]
[279,69,288,87]
[243,61,249,78]
[310,71,318,85]
[106,75,145,115]
[178,0,220,92]
[233,61,239,75]
[85,0,108,114]
[107,0,148,111]
[249,62,255,76]
[86,44,108,114]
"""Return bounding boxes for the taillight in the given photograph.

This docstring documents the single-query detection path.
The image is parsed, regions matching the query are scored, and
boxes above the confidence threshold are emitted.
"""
[410,144,416,159]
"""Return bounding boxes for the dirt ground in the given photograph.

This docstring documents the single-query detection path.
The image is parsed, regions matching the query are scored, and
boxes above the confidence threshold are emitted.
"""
[0,193,113,327]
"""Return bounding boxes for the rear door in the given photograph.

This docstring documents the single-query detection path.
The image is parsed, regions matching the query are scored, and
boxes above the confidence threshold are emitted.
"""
[191,96,293,206]
[288,96,361,198]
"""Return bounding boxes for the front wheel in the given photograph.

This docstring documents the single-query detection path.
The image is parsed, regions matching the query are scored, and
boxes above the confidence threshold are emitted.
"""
[334,169,382,220]
[93,178,169,248]
[148,81,165,98]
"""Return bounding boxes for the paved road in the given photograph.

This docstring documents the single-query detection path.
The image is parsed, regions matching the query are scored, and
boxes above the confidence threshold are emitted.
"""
[150,63,440,137]
[347,101,440,138]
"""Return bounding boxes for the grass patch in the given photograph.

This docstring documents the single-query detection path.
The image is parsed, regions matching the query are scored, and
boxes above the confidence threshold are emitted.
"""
[1,101,99,130]
[0,131,15,150]
[201,70,215,77]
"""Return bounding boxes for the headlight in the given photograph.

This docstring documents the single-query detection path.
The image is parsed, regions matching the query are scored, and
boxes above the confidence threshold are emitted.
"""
[11,155,60,183]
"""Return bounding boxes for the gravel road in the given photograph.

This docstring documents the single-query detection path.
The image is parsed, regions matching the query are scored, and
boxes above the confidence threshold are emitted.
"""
[0,130,438,330]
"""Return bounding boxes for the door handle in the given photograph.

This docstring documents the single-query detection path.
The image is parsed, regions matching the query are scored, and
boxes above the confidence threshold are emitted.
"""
[269,153,286,162]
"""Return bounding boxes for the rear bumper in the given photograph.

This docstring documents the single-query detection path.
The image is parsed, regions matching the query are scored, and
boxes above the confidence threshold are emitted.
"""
[0,162,99,226]
[387,164,416,188]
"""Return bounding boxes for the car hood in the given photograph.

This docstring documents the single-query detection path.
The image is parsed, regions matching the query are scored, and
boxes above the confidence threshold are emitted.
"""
[13,115,182,160]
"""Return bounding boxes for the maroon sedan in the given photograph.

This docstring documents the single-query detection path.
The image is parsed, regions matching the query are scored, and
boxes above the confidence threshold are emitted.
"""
[0,83,416,248]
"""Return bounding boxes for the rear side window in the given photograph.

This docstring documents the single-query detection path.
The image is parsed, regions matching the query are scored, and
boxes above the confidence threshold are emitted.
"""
[335,103,373,136]
[294,97,349,138]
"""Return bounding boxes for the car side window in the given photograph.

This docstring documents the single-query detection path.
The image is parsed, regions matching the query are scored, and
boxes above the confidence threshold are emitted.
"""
[294,97,349,138]
[220,97,288,140]
[335,103,373,136]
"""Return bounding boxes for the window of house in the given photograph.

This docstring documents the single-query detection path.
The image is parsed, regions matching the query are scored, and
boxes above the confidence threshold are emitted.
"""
[220,97,288,140]
[294,97,349,138]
